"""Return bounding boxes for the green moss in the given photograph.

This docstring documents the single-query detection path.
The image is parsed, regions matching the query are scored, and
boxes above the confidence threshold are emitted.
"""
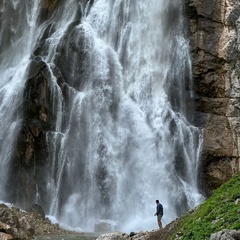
[171,174,240,240]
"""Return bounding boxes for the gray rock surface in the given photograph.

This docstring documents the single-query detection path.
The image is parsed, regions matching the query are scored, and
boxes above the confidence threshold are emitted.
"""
[186,0,240,192]
[210,230,240,240]
[0,204,75,240]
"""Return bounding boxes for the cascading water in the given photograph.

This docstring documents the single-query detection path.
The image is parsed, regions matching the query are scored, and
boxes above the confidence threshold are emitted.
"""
[0,0,204,232]
[0,0,41,199]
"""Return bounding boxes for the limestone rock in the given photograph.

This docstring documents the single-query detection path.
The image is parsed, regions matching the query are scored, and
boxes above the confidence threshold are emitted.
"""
[0,205,34,239]
[96,232,128,240]
[96,231,150,240]
[186,0,240,191]
[0,232,14,240]
[206,160,233,188]
[0,222,11,232]
[30,204,45,219]
[0,204,75,239]
[0,205,20,229]
[210,230,240,240]
[203,114,234,156]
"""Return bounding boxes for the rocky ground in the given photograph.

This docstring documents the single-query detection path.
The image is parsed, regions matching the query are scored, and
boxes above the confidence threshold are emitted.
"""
[0,202,186,240]
[0,202,239,240]
[0,203,77,239]
[0,175,239,239]
[98,229,240,240]
[1,205,239,240]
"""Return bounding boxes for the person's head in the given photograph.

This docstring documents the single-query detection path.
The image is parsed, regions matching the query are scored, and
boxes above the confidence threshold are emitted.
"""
[156,200,159,204]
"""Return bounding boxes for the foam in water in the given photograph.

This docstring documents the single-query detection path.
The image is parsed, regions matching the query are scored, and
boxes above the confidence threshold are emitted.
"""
[0,0,204,232]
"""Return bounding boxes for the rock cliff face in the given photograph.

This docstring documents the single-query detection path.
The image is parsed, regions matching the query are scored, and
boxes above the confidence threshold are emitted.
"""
[5,0,84,208]
[6,61,55,209]
[185,0,240,193]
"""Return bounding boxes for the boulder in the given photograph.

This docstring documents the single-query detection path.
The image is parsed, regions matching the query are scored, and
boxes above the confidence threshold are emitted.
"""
[96,232,128,240]
[0,204,76,239]
[0,217,33,239]
[0,205,20,229]
[0,222,11,232]
[0,204,34,239]
[29,204,45,219]
[210,230,240,240]
[96,231,150,240]
[0,232,14,240]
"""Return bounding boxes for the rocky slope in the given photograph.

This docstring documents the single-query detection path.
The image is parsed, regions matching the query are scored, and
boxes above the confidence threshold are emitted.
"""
[97,174,240,240]
[0,203,76,239]
[185,0,240,193]
[1,174,239,240]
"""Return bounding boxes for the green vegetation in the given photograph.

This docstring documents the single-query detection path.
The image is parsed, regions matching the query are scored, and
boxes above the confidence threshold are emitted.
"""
[171,174,240,240]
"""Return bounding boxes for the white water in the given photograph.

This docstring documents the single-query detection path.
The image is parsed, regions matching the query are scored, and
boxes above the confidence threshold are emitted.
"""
[0,0,204,233]
[0,0,41,198]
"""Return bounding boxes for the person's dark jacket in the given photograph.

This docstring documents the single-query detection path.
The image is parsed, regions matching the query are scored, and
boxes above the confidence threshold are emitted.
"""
[156,203,163,216]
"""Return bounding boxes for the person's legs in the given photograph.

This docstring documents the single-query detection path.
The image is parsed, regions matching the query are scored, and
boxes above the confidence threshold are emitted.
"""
[158,220,162,229]
[157,215,163,229]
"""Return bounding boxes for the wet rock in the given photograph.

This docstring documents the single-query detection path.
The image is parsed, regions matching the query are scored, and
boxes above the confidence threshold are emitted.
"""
[5,60,55,209]
[29,204,45,219]
[39,0,63,21]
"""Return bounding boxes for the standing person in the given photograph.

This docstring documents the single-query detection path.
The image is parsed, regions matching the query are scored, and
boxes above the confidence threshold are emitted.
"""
[154,199,163,229]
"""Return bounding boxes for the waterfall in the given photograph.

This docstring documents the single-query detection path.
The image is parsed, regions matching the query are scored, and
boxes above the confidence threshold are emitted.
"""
[0,0,41,199]
[0,0,204,232]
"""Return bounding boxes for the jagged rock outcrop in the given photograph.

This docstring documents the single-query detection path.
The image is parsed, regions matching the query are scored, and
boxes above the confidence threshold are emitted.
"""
[210,230,240,240]
[185,0,240,192]
[5,60,55,209]
[0,203,34,239]
[0,203,75,239]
